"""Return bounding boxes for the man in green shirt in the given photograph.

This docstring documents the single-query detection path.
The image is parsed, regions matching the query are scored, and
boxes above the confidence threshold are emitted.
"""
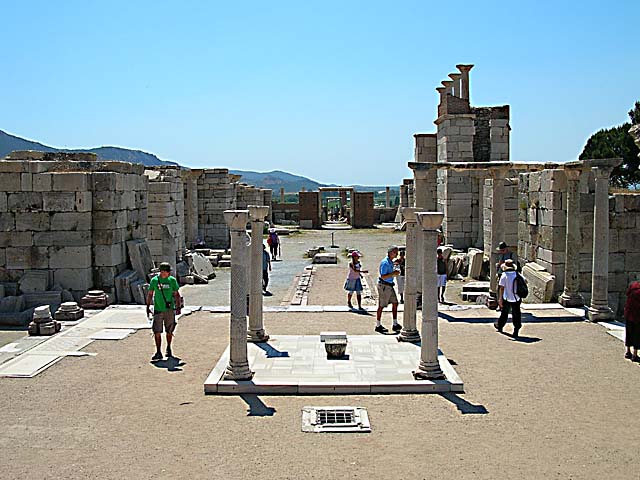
[146,262,182,361]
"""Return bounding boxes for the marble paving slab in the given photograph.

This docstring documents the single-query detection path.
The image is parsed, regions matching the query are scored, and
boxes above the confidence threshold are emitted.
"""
[204,335,463,395]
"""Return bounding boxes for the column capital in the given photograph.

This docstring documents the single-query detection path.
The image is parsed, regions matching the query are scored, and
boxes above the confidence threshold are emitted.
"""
[593,165,614,179]
[224,210,249,230]
[456,64,474,73]
[564,167,584,181]
[416,212,444,230]
[248,205,269,221]
[448,72,462,82]
[401,207,419,222]
[489,166,510,179]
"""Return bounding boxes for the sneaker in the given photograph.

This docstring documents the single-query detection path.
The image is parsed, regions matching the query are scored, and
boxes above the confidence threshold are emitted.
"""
[625,351,632,359]
[392,323,402,332]
[513,328,520,339]
[166,347,173,358]
[375,325,389,334]
[151,351,163,361]
[493,322,502,333]
[633,355,640,363]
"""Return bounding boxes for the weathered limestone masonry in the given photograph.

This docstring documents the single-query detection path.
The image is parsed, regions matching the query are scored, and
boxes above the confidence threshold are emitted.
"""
[145,166,185,266]
[0,151,148,300]
[412,65,511,249]
[519,164,638,315]
[197,169,237,248]
[483,177,519,259]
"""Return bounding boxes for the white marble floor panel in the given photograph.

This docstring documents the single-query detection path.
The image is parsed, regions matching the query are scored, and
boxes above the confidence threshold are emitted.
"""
[204,335,463,394]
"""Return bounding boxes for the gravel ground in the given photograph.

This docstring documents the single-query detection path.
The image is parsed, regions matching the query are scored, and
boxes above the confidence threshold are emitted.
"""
[1,309,638,480]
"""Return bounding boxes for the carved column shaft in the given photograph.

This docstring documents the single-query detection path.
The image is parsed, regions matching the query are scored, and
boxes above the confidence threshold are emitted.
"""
[399,208,420,343]
[248,206,270,342]
[560,168,584,307]
[489,168,507,295]
[414,212,445,380]
[224,210,253,380]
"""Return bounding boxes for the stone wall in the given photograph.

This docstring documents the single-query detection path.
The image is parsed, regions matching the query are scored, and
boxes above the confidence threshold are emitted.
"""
[437,170,480,248]
[0,152,148,299]
[375,207,398,224]
[518,169,640,315]
[145,167,185,265]
[197,169,236,248]
[298,191,321,229]
[271,201,300,224]
[352,192,374,228]
[483,177,519,258]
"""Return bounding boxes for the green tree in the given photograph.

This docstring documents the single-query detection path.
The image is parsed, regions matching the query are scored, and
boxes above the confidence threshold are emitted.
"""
[579,102,640,188]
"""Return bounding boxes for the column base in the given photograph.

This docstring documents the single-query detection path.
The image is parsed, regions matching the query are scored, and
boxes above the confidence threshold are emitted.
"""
[247,330,270,343]
[413,361,445,380]
[559,292,584,308]
[397,329,421,343]
[223,363,254,380]
[587,304,614,322]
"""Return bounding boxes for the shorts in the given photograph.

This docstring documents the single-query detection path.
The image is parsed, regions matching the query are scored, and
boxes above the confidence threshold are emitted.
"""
[377,282,398,308]
[153,310,176,334]
[344,278,363,293]
[396,275,405,294]
[437,274,447,287]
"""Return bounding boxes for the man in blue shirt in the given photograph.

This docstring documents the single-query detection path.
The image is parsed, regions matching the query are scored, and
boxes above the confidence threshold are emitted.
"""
[376,246,401,333]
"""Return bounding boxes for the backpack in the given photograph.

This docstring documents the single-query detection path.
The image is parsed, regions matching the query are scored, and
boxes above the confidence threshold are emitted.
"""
[513,272,528,299]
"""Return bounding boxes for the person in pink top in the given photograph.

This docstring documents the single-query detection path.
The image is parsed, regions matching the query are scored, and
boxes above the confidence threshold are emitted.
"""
[344,251,368,310]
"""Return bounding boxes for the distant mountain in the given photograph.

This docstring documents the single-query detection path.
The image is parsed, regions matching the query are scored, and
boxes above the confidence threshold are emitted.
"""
[0,129,177,167]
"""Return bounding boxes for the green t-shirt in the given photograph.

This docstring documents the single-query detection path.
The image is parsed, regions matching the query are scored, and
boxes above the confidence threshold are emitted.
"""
[149,275,179,312]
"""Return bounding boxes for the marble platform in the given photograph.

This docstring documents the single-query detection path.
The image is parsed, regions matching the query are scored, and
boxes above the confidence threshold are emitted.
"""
[204,335,463,394]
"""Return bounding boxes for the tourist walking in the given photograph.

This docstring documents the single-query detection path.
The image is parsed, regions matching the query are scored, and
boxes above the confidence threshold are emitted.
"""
[344,251,367,310]
[437,247,448,303]
[146,262,182,361]
[496,241,519,272]
[267,228,280,261]
[624,281,640,361]
[494,259,522,338]
[375,246,401,333]
[262,244,272,293]
[395,249,406,303]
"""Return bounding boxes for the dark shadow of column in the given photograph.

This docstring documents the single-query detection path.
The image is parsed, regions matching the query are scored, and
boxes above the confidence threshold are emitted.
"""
[240,394,277,416]
[440,392,489,415]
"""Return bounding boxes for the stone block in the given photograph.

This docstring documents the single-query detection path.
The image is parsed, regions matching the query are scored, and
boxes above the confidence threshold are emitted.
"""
[130,280,148,305]
[21,173,33,191]
[23,291,62,311]
[49,246,92,269]
[93,210,128,230]
[75,192,92,212]
[93,191,122,210]
[51,172,89,192]
[6,246,48,269]
[91,172,117,191]
[522,263,555,303]
[80,290,109,310]
[115,269,139,303]
[313,253,337,264]
[53,268,93,291]
[32,173,53,192]
[94,243,127,267]
[127,239,156,280]
[0,213,15,231]
[18,270,50,293]
[191,252,215,279]
[42,192,76,212]
[0,173,22,191]
[34,231,91,247]
[7,192,43,212]
[50,212,92,231]
[15,212,50,232]
[92,228,127,245]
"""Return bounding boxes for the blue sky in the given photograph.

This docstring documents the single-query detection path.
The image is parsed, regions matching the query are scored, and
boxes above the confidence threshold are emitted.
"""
[1,1,638,185]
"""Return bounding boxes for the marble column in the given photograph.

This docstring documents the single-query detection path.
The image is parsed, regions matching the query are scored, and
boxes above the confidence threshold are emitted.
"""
[442,80,454,96]
[587,167,614,321]
[489,167,508,295]
[559,168,585,307]
[223,210,253,380]
[456,64,474,100]
[399,207,420,343]
[385,186,391,208]
[436,86,446,105]
[413,168,429,294]
[247,205,270,342]
[280,188,285,204]
[184,170,200,248]
[414,212,445,380]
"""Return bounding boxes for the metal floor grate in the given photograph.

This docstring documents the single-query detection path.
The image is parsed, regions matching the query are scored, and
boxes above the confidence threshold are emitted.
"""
[302,406,371,433]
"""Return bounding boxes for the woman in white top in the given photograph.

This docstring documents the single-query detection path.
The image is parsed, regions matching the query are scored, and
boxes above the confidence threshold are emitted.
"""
[344,251,367,310]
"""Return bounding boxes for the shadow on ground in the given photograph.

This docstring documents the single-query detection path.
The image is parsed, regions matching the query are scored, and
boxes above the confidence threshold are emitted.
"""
[240,394,277,416]
[151,356,186,372]
[440,392,489,415]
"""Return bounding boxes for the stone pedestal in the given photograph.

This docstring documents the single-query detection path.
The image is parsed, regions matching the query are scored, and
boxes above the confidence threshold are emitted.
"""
[247,205,270,343]
[28,305,61,336]
[54,302,84,321]
[587,167,614,321]
[559,168,584,307]
[413,212,445,380]
[223,210,253,380]
[489,167,508,295]
[80,290,109,309]
[399,208,420,343]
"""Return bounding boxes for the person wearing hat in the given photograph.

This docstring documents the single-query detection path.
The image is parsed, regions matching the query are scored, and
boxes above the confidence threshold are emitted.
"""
[344,250,368,310]
[496,241,518,272]
[376,246,402,334]
[495,259,522,338]
[146,262,182,361]
[267,228,280,261]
